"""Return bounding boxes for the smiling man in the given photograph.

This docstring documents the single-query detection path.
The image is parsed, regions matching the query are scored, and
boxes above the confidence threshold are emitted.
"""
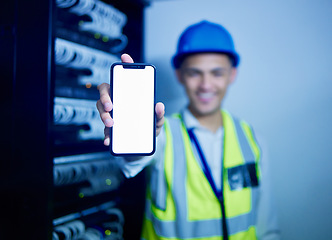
[176,53,237,132]
[97,20,280,240]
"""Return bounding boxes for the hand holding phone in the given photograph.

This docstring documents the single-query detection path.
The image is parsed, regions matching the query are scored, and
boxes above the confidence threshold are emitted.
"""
[110,62,156,156]
[96,54,165,153]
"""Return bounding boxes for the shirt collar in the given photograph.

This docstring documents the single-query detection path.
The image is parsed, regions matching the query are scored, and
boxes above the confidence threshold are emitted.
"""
[181,107,224,135]
[182,108,202,129]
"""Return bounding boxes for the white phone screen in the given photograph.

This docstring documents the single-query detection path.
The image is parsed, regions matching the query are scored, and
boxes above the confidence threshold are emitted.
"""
[110,63,155,155]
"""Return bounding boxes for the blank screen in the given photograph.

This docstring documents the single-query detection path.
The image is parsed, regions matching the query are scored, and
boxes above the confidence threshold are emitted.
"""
[111,64,155,155]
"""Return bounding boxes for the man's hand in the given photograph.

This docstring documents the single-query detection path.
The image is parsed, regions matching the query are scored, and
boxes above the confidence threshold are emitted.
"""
[96,53,165,146]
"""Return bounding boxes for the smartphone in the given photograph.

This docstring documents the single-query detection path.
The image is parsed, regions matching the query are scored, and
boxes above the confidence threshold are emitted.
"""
[110,63,156,156]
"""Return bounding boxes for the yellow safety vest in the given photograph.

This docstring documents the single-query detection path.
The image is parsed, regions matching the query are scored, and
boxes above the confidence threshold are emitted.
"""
[142,110,261,240]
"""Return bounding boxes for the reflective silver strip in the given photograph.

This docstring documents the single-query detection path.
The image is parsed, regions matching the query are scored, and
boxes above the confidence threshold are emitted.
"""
[150,148,167,210]
[146,116,258,239]
[232,116,256,164]
[146,200,257,238]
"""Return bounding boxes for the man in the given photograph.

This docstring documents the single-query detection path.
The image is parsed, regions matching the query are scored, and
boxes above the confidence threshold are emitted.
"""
[97,20,280,240]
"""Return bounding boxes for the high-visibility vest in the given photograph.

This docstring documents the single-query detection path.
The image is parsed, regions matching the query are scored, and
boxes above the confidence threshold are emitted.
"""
[142,110,261,240]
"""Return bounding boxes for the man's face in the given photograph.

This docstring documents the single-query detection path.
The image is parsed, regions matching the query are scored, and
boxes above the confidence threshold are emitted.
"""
[176,53,237,118]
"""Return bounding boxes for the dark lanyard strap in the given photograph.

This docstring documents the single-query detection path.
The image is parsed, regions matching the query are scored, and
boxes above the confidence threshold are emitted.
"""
[186,125,229,240]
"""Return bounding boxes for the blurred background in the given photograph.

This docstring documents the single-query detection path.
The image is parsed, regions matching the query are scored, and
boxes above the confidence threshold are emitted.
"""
[145,0,332,239]
[1,0,331,239]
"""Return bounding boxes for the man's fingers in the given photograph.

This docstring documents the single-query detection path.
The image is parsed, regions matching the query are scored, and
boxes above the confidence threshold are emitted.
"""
[97,100,114,127]
[155,102,165,120]
[97,83,112,112]
[156,116,165,130]
[121,53,134,63]
[96,99,105,114]
[104,127,110,146]
[155,102,165,136]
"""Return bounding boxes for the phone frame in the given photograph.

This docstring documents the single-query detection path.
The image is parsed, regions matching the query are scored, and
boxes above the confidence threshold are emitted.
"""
[110,62,156,156]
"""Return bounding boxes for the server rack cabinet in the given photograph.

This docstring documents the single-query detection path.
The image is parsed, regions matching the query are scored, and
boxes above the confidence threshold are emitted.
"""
[0,0,148,239]
[0,0,54,239]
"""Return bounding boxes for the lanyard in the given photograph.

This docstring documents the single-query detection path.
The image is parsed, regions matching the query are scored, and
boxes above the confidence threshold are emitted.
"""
[187,128,223,201]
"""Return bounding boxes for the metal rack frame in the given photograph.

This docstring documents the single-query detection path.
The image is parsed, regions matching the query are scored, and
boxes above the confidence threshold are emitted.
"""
[0,0,54,239]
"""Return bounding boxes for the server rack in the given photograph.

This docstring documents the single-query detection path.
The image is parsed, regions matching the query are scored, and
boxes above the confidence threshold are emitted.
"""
[0,0,148,239]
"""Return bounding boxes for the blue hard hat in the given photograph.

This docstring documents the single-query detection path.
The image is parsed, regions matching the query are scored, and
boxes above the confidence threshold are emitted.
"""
[172,20,240,68]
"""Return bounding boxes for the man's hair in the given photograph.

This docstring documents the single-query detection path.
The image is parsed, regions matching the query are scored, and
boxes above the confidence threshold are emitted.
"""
[177,52,236,69]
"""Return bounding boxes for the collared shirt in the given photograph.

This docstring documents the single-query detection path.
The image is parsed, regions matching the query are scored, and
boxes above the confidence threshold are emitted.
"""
[116,108,280,240]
